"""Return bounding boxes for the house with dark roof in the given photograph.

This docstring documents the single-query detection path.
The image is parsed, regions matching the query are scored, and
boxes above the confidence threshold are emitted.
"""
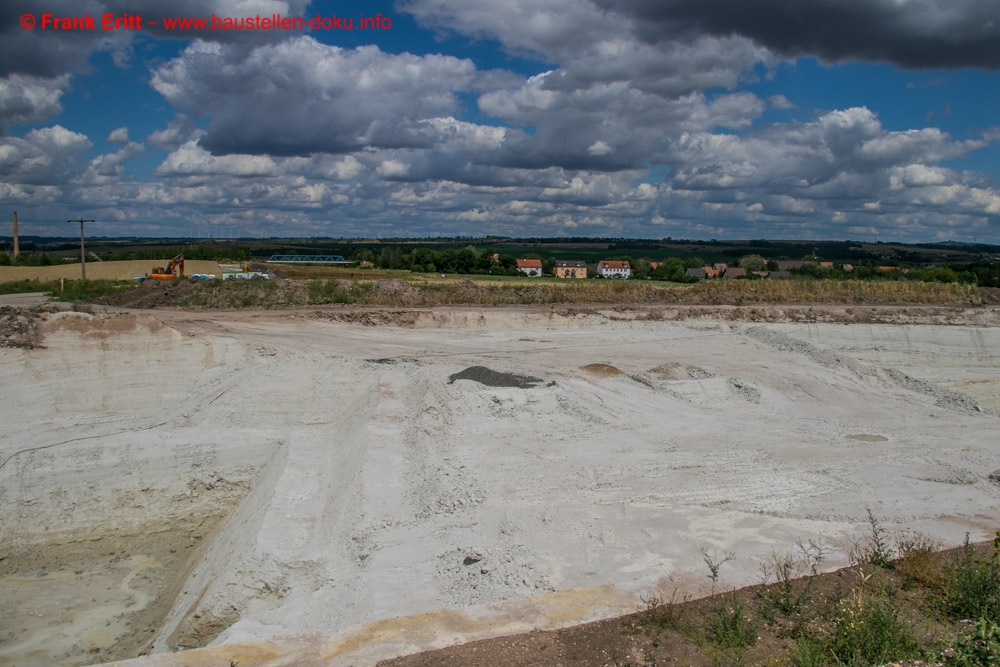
[555,260,587,279]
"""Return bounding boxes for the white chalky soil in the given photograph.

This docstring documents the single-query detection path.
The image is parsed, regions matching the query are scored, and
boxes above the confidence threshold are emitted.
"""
[0,306,997,666]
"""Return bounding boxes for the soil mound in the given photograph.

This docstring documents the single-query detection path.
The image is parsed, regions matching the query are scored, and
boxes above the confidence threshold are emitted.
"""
[94,277,308,309]
[375,279,423,301]
[581,363,623,376]
[96,278,198,308]
[0,306,42,348]
[980,287,1000,305]
[453,280,490,302]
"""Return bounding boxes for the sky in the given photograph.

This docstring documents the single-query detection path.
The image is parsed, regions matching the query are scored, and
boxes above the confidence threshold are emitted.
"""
[1,0,999,242]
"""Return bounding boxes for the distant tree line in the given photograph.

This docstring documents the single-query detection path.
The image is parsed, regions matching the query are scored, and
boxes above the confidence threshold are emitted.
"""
[359,246,523,276]
[789,261,997,286]
[0,245,253,266]
[0,252,72,266]
[97,246,252,262]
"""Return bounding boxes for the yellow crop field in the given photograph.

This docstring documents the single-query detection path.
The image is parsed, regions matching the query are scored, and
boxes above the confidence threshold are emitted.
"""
[0,260,223,283]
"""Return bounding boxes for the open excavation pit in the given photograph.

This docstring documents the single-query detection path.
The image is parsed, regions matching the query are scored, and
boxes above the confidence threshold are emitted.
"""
[0,307,998,667]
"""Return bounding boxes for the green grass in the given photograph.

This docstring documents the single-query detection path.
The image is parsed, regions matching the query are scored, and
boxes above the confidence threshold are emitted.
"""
[53,279,135,302]
[0,278,137,301]
[0,279,59,295]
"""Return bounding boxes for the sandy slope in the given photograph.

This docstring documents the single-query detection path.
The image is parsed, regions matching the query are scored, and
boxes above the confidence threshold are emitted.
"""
[0,307,997,667]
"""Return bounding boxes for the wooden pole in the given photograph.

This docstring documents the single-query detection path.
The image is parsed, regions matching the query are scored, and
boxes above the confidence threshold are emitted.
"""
[67,218,94,280]
[12,211,18,257]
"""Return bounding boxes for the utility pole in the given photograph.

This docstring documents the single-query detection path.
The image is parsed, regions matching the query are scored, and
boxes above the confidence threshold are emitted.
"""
[11,212,18,257]
[68,218,94,279]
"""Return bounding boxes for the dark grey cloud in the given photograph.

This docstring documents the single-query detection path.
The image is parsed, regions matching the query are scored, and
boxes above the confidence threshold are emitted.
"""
[150,38,503,156]
[0,74,70,131]
[1,0,310,78]
[604,0,1000,70]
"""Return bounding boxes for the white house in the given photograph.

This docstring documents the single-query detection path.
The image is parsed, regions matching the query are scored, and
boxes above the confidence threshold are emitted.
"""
[597,260,631,279]
[516,258,543,276]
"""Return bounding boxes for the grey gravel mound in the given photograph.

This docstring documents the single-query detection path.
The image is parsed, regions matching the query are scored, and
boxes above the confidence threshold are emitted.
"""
[448,366,544,388]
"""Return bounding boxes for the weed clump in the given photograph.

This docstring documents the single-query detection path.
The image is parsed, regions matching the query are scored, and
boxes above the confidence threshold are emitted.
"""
[708,592,757,650]
[849,509,896,569]
[944,533,1000,624]
[758,540,827,622]
[896,530,944,590]
[829,570,920,665]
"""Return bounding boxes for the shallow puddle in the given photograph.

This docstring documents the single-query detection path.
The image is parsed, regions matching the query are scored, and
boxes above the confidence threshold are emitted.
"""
[845,434,889,442]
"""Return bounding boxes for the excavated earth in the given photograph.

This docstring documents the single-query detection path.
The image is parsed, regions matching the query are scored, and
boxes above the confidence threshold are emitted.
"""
[0,303,998,667]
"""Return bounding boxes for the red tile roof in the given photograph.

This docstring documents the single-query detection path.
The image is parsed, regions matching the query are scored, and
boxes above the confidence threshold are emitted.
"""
[516,259,543,269]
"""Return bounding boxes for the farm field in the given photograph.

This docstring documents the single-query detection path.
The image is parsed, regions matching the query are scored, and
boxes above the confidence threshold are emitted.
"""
[0,259,223,283]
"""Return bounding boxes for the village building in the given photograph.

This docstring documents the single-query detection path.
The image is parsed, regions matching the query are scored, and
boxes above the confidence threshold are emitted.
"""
[597,260,631,279]
[515,258,543,276]
[555,260,587,279]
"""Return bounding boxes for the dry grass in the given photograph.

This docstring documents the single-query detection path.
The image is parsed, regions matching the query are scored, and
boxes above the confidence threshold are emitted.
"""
[305,278,981,307]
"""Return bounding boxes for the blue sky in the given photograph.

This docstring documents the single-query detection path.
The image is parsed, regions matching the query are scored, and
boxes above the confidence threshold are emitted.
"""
[1,0,998,242]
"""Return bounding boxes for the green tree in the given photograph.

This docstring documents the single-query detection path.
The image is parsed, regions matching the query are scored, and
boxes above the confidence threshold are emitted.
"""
[632,257,652,279]
[739,254,767,272]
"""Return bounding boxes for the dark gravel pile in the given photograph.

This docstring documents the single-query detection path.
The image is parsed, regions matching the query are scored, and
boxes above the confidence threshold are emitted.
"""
[448,366,543,388]
[0,306,41,349]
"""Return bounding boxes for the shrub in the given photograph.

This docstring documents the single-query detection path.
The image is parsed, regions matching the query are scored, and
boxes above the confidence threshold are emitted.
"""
[942,617,1000,666]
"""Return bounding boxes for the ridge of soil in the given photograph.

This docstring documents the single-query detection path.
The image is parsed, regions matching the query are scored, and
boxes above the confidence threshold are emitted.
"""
[380,543,995,667]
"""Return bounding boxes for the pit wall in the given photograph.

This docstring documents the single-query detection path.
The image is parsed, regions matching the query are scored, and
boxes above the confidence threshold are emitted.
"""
[154,373,380,652]
[0,434,279,553]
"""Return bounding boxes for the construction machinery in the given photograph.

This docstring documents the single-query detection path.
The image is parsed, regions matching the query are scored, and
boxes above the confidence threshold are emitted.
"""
[147,254,185,280]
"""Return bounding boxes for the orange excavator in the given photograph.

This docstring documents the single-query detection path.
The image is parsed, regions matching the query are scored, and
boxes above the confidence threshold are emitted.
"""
[148,253,185,280]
